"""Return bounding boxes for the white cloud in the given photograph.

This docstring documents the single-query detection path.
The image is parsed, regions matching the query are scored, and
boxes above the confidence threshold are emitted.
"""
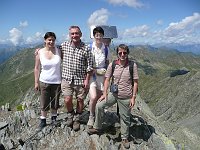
[9,28,23,45]
[156,20,163,25]
[35,32,42,37]
[26,32,43,44]
[158,12,200,44]
[87,8,110,27]
[107,0,143,8]
[117,13,200,45]
[164,13,200,37]
[0,39,7,44]
[123,25,150,38]
[116,25,150,44]
[1,21,29,45]
[19,21,28,27]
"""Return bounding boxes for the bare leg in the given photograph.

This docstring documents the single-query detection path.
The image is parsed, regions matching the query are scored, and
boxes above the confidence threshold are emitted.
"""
[64,96,73,112]
[89,86,97,116]
[41,111,47,118]
[96,89,103,101]
[76,98,84,114]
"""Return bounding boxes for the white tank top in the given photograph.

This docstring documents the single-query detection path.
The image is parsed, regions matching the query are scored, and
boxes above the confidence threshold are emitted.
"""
[39,47,61,84]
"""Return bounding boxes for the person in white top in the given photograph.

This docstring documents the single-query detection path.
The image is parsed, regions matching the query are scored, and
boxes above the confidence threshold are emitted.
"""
[34,32,62,130]
[87,26,110,128]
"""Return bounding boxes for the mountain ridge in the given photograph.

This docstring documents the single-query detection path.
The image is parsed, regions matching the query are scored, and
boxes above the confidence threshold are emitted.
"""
[1,45,200,149]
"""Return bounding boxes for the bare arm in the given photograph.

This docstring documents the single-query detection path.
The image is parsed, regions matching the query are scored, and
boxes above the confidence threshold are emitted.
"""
[34,53,41,91]
[57,46,63,60]
[130,79,138,108]
[83,71,93,89]
[84,46,94,88]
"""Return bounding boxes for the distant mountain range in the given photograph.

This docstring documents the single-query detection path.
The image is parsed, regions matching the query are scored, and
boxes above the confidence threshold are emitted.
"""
[0,44,42,64]
[0,45,21,64]
[0,43,200,65]
[153,43,200,55]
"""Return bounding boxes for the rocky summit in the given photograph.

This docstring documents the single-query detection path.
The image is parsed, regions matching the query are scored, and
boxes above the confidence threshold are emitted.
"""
[0,91,194,150]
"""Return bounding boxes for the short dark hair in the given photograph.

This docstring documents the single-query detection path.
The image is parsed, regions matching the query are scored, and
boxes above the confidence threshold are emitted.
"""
[116,44,129,54]
[44,32,56,40]
[93,26,104,37]
[69,25,82,34]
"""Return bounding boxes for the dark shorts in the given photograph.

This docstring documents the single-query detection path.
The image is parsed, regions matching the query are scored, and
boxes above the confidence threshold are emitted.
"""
[40,82,61,111]
[61,79,87,100]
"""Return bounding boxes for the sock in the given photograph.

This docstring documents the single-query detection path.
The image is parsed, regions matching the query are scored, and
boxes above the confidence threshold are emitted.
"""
[40,116,46,119]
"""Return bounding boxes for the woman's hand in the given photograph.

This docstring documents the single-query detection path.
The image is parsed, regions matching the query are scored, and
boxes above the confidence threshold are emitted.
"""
[98,93,107,102]
[34,82,39,92]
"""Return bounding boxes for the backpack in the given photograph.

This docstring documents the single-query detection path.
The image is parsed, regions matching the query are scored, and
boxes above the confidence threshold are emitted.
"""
[89,43,108,68]
[111,59,134,86]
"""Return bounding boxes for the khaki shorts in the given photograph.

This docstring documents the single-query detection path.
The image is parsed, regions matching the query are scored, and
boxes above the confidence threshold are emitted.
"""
[89,75,105,91]
[61,79,87,100]
[40,82,61,111]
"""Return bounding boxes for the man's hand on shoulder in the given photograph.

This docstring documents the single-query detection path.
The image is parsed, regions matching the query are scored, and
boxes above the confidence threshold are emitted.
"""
[35,48,41,55]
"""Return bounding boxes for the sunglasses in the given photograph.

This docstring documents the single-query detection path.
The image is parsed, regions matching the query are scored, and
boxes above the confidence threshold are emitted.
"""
[118,51,127,56]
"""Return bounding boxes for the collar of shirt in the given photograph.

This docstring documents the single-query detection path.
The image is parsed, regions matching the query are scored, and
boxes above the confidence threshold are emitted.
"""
[70,40,84,49]
[92,42,105,52]
[115,58,129,66]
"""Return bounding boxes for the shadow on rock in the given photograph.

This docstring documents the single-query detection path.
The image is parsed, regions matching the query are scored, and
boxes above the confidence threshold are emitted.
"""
[80,110,155,144]
[129,114,155,144]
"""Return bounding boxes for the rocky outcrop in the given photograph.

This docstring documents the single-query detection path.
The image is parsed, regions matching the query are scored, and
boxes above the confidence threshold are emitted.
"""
[0,93,192,150]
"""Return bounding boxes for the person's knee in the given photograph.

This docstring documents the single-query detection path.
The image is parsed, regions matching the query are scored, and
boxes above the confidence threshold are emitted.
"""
[89,96,97,103]
[77,97,84,103]
[89,92,97,101]
[96,102,104,110]
[64,96,72,103]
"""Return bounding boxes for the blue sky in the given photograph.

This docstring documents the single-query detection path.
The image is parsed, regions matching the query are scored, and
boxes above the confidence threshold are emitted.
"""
[0,0,199,46]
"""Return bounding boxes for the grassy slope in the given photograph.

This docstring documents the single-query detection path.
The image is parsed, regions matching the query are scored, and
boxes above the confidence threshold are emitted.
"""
[129,46,200,122]
[0,48,35,106]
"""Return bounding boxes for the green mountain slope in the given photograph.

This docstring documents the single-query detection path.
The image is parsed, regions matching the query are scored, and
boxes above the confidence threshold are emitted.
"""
[0,48,35,106]
[129,45,200,124]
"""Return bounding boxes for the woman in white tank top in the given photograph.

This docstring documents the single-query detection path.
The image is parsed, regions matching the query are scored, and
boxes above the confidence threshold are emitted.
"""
[34,32,62,130]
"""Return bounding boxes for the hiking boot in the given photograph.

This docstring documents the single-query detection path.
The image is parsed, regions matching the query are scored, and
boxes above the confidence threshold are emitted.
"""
[51,116,57,125]
[87,116,95,128]
[87,127,102,135]
[66,118,73,127]
[66,111,74,127]
[38,119,46,130]
[73,121,80,131]
[72,113,81,131]
[122,139,130,149]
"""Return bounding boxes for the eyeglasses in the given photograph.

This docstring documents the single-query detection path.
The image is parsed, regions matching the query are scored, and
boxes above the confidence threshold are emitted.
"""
[118,52,127,56]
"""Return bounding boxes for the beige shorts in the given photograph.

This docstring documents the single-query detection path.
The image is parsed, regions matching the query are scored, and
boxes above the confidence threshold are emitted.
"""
[89,75,105,91]
[61,79,87,100]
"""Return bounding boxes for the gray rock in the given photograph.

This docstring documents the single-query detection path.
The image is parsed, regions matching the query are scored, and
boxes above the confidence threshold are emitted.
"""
[0,122,8,130]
